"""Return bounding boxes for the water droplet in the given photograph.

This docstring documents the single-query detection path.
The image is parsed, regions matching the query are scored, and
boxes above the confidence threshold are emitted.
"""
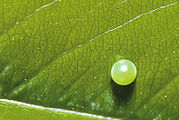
[94,76,96,79]
[16,22,19,24]
[24,78,27,81]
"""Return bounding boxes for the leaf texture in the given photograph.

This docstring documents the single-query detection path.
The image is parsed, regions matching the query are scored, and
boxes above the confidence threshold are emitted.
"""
[0,0,178,119]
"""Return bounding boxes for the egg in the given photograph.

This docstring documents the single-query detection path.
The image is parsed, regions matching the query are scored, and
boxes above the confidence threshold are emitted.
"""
[111,59,137,86]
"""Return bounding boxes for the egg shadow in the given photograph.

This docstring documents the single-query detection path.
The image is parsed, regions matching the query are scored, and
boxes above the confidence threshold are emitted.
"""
[111,78,136,106]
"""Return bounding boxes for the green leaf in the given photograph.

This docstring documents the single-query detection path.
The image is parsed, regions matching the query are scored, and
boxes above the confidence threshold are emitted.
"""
[0,99,121,120]
[0,0,178,120]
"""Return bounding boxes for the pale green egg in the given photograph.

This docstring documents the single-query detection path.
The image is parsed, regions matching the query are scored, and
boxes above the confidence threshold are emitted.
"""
[111,59,137,86]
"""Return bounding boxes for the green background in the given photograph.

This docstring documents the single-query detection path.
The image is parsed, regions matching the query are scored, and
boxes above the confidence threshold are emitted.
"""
[0,0,178,120]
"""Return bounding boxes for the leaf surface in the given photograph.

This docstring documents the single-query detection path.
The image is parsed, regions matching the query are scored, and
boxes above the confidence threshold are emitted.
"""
[0,0,178,119]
